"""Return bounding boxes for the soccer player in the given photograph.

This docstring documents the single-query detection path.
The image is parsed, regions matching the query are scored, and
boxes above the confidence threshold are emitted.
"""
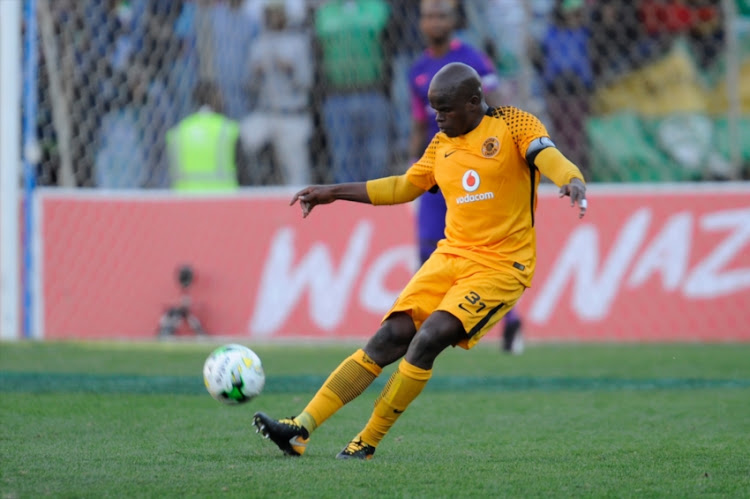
[409,0,524,353]
[254,62,587,460]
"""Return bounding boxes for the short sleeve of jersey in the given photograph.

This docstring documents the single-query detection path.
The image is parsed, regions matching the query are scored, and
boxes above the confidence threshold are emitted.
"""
[406,135,439,190]
[497,106,550,158]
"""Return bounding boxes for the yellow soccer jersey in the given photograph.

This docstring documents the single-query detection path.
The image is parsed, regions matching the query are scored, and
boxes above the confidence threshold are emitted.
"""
[406,106,581,287]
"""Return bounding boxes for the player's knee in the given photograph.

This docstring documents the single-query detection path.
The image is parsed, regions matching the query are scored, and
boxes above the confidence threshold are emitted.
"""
[409,328,447,357]
[364,312,415,366]
[407,313,464,367]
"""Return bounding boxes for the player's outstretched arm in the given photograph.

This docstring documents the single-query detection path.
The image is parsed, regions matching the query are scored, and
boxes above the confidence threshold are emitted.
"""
[559,178,587,219]
[290,183,370,218]
[529,145,587,219]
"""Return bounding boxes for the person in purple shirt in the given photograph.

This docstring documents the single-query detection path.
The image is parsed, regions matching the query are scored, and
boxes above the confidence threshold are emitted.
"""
[408,0,524,354]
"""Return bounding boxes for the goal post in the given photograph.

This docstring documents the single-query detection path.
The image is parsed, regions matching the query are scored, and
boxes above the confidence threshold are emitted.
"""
[0,0,22,340]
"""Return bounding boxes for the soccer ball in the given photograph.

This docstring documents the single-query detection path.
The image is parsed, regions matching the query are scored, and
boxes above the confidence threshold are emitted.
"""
[203,344,265,404]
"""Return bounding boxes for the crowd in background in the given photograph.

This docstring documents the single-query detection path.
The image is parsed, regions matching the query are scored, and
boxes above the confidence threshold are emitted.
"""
[29,0,740,189]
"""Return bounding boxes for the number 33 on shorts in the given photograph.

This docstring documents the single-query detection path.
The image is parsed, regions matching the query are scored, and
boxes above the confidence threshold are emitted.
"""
[385,254,525,349]
[458,291,485,314]
[444,265,525,350]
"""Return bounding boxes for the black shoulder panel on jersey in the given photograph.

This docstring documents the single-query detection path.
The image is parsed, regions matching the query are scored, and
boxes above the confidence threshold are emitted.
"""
[485,106,503,118]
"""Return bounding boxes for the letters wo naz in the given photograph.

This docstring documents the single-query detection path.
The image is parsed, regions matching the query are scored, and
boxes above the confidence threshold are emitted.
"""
[249,222,416,337]
[529,207,750,323]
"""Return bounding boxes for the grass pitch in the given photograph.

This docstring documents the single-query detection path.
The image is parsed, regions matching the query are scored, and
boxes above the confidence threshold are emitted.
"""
[1,341,749,498]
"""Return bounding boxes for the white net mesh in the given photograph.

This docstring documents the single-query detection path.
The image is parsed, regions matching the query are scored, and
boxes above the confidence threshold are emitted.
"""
[30,0,750,188]
[16,0,750,341]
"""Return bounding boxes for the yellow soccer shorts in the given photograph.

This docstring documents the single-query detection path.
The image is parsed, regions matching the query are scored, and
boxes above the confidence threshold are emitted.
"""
[384,252,526,349]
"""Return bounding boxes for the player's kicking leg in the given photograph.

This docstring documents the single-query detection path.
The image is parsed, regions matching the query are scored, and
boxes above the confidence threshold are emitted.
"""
[253,412,310,456]
[252,348,385,457]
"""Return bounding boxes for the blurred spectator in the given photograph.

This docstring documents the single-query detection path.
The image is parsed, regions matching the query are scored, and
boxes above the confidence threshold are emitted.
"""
[462,0,527,106]
[639,0,724,69]
[57,0,147,186]
[100,0,148,73]
[240,0,314,186]
[171,0,202,122]
[588,0,686,88]
[49,0,186,187]
[313,0,393,182]
[528,0,557,41]
[196,0,259,120]
[533,0,592,177]
[246,0,308,28]
[589,0,642,87]
[166,81,250,191]
[524,0,556,120]
[140,1,182,71]
[409,0,503,173]
[387,0,424,165]
[94,64,160,188]
[138,2,187,187]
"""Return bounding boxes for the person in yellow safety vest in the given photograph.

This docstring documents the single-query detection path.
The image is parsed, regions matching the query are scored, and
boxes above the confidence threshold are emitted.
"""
[166,80,250,191]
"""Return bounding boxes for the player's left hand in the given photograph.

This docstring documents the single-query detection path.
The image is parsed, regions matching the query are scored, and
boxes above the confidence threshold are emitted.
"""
[559,178,587,219]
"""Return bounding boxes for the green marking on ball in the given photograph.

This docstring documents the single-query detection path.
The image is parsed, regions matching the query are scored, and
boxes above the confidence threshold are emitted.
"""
[226,386,245,401]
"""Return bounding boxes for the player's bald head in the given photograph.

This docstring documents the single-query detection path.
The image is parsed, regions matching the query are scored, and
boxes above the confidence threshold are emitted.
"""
[428,62,482,102]
[427,62,487,137]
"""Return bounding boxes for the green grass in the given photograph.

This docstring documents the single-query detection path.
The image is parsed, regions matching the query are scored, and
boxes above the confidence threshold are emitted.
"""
[2,341,750,498]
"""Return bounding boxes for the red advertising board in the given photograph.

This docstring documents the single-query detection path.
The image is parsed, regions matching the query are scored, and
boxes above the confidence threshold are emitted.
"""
[530,185,750,341]
[37,185,750,342]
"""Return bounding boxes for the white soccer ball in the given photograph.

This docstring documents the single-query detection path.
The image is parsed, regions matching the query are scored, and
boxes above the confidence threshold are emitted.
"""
[203,344,265,404]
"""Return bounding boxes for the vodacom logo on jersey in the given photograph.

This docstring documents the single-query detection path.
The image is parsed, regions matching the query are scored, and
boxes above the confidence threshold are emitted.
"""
[457,169,495,204]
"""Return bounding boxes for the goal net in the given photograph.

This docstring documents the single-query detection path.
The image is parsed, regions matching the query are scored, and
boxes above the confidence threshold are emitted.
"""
[30,0,750,188]
[12,0,750,342]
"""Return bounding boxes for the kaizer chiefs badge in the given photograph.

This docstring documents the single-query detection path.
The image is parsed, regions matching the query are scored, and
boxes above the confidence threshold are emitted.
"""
[481,137,500,158]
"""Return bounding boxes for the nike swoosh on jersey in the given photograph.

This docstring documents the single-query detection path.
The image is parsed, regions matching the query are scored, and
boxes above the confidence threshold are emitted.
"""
[444,150,457,158]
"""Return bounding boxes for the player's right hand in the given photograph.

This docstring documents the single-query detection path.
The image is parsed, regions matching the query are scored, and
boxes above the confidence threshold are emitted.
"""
[290,185,335,218]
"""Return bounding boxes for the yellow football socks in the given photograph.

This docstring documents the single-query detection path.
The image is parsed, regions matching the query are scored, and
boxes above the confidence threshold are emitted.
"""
[295,349,382,434]
[358,359,432,447]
